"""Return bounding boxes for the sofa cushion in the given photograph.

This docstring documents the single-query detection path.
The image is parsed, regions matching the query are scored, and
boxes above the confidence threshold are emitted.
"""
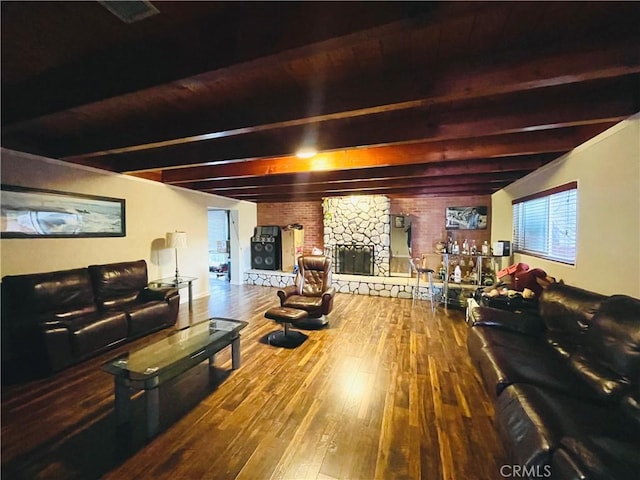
[66,311,128,357]
[553,436,640,480]
[495,384,640,470]
[2,268,96,319]
[586,295,640,380]
[88,260,148,310]
[468,306,544,335]
[468,326,545,364]
[545,332,582,360]
[560,295,640,402]
[621,386,640,427]
[539,283,605,338]
[283,295,323,311]
[474,343,598,399]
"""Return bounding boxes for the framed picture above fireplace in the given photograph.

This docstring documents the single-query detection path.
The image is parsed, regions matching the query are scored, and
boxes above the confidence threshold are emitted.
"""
[445,206,487,230]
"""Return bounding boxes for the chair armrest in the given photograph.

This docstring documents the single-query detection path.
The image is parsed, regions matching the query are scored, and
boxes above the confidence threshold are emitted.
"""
[322,286,336,300]
[277,285,298,305]
[469,305,544,336]
[321,286,336,314]
[140,286,179,302]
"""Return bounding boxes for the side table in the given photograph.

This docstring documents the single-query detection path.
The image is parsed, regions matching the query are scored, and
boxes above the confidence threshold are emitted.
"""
[149,276,197,311]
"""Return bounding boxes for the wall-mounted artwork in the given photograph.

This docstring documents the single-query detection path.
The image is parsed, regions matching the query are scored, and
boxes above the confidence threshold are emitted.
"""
[1,184,126,238]
[445,206,487,230]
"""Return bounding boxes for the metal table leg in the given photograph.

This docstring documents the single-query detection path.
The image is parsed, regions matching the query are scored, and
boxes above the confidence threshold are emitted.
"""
[231,336,241,369]
[114,376,131,426]
[146,377,160,438]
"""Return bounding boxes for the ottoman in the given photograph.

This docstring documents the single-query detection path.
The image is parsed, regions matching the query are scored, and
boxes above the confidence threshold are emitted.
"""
[265,306,309,348]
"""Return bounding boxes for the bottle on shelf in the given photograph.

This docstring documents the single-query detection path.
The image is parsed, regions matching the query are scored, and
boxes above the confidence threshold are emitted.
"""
[471,239,477,255]
[462,239,469,255]
[481,240,489,255]
[453,241,460,254]
[454,265,462,283]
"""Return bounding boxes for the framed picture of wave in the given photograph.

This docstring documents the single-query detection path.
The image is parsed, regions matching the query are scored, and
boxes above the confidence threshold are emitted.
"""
[445,205,488,230]
[1,184,126,238]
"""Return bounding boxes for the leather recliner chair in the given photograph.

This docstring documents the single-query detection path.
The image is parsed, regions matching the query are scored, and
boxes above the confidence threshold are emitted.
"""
[277,255,336,327]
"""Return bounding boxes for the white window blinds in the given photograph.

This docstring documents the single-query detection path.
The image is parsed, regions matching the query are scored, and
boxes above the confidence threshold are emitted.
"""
[512,182,577,265]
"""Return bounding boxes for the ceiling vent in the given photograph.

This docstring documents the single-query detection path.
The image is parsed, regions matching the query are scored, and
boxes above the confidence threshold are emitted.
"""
[99,1,159,24]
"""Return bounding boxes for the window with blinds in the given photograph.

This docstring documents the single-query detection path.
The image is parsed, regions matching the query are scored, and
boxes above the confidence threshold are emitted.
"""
[512,182,577,265]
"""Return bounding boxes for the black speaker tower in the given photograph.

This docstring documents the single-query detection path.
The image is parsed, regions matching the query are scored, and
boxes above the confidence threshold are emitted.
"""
[250,226,281,270]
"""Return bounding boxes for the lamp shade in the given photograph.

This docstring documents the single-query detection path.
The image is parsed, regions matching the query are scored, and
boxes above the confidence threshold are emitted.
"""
[166,231,187,249]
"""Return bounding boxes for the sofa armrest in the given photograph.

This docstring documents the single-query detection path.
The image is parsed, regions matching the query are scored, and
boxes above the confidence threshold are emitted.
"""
[277,285,298,305]
[41,319,72,331]
[469,305,544,336]
[139,286,179,302]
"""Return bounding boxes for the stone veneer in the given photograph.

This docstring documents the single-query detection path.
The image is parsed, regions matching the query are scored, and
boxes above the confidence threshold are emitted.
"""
[322,195,390,277]
[244,270,414,298]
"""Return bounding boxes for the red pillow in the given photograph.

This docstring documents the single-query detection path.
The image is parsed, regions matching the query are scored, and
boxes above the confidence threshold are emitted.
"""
[514,268,547,296]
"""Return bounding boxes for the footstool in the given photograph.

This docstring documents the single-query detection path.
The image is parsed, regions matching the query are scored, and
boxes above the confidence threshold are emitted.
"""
[265,306,309,348]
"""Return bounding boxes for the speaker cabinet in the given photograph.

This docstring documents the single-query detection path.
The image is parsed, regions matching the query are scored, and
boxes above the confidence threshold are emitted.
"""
[251,240,280,270]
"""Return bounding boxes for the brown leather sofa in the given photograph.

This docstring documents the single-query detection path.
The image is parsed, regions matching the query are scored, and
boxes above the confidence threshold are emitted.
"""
[467,283,640,479]
[277,255,336,326]
[1,259,179,381]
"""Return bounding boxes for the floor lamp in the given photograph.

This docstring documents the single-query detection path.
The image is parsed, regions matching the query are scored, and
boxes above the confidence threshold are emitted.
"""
[166,231,188,281]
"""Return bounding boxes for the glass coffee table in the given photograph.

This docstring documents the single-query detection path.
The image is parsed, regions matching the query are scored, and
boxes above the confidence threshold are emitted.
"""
[102,317,248,438]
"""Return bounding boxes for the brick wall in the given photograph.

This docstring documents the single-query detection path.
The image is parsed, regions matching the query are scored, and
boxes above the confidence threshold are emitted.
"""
[256,201,324,254]
[391,195,492,257]
[257,195,492,257]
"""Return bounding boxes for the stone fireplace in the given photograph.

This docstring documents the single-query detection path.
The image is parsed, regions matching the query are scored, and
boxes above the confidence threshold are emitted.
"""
[323,195,390,277]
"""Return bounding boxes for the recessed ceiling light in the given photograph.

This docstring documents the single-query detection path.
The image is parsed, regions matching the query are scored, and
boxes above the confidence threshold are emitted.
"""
[296,148,317,159]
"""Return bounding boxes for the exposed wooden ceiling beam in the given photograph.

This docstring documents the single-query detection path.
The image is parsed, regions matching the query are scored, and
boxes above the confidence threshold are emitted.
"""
[158,124,610,183]
[226,184,501,203]
[201,171,526,197]
[62,95,627,174]
[171,155,557,190]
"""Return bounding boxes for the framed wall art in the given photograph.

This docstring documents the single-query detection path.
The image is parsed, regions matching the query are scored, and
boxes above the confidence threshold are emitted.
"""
[445,205,487,230]
[1,184,126,238]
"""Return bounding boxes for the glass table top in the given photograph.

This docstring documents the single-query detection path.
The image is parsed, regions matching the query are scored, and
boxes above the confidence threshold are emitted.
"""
[102,318,247,381]
[149,276,197,287]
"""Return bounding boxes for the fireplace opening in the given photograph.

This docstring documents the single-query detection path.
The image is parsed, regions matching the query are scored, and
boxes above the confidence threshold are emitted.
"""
[334,244,374,275]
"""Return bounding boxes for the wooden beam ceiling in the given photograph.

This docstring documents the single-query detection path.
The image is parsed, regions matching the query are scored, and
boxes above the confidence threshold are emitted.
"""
[2,1,639,202]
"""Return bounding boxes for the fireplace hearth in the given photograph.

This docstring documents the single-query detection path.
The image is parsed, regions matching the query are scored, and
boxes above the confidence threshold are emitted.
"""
[334,244,375,275]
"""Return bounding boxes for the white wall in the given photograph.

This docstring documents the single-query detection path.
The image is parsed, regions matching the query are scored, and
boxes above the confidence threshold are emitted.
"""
[491,114,640,297]
[0,149,257,302]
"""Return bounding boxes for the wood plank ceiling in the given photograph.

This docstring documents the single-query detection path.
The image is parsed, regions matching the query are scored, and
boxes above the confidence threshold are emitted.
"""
[2,1,639,203]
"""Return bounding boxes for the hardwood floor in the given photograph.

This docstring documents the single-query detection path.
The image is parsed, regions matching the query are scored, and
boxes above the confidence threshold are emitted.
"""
[1,281,507,480]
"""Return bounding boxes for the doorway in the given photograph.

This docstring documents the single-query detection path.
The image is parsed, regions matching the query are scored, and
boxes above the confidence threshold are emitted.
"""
[208,209,230,283]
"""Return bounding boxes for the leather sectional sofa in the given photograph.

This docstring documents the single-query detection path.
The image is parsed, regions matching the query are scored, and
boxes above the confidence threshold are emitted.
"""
[467,283,640,479]
[2,259,179,381]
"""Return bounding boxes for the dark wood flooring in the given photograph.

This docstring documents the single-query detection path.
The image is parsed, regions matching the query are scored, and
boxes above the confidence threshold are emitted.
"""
[1,281,507,479]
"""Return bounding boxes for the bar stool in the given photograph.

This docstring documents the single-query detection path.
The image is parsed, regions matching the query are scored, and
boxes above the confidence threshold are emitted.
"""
[411,258,436,312]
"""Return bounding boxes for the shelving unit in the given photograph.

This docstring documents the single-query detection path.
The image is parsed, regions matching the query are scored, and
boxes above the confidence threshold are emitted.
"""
[442,253,494,308]
[415,253,501,309]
